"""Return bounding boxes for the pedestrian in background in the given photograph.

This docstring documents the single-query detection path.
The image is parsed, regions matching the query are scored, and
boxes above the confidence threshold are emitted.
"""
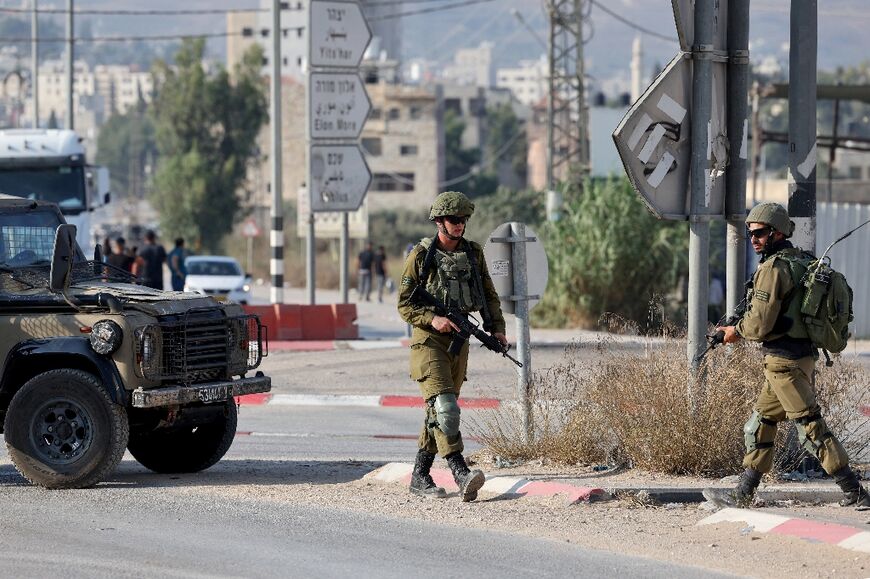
[374,245,388,303]
[129,246,145,279]
[357,241,374,302]
[167,237,187,291]
[703,203,870,509]
[107,237,134,272]
[397,191,507,502]
[138,229,167,290]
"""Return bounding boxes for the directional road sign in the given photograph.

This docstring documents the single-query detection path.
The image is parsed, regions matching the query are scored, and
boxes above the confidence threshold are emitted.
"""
[613,54,728,219]
[309,144,372,212]
[309,0,372,69]
[309,72,371,140]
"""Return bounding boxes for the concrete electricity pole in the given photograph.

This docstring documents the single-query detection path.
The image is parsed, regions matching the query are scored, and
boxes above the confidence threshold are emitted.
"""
[31,0,38,128]
[546,0,589,222]
[65,0,73,130]
[270,0,284,305]
[788,0,817,253]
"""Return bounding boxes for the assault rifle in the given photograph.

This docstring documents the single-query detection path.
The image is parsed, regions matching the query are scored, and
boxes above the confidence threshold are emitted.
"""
[409,284,523,368]
[694,281,752,364]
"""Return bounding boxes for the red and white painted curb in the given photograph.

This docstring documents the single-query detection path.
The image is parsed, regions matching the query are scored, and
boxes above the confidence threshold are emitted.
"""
[364,462,607,504]
[698,508,870,554]
[270,340,409,352]
[235,394,500,408]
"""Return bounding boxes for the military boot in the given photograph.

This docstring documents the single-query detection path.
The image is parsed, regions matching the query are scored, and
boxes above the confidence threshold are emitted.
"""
[702,468,763,508]
[832,467,870,508]
[409,450,447,499]
[446,452,485,502]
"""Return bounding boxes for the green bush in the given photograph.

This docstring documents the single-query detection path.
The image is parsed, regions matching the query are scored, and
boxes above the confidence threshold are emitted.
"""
[532,177,689,329]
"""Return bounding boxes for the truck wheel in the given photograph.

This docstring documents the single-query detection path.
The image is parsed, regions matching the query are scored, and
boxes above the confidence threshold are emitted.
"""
[3,369,129,489]
[128,400,237,473]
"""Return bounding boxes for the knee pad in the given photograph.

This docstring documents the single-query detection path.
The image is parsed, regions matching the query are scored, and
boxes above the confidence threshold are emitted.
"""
[743,411,776,453]
[434,393,461,438]
[796,414,831,457]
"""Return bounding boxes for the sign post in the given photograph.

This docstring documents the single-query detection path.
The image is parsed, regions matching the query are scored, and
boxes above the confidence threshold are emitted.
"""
[485,222,548,443]
[307,0,372,304]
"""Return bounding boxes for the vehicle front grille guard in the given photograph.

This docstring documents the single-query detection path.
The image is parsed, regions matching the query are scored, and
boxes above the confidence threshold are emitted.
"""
[134,308,265,384]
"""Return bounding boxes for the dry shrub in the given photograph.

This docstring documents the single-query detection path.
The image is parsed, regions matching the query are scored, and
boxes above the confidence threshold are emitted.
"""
[470,334,870,477]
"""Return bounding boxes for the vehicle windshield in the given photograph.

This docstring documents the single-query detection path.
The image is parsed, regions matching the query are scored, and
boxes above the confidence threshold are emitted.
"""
[0,209,67,267]
[187,260,242,276]
[0,165,87,215]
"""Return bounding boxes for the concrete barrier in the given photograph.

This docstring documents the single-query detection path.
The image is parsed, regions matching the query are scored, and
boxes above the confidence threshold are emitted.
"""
[243,304,357,341]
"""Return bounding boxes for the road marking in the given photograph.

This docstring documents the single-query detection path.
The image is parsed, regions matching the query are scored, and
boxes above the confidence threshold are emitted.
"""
[269,394,381,406]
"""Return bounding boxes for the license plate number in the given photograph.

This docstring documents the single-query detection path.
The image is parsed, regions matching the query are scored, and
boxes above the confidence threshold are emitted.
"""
[198,385,229,403]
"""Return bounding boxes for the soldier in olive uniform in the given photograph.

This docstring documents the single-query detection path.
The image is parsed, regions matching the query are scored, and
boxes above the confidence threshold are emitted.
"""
[397,191,507,501]
[704,203,870,508]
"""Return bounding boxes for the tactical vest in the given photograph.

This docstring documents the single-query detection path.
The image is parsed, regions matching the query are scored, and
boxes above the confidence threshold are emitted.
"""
[419,237,486,313]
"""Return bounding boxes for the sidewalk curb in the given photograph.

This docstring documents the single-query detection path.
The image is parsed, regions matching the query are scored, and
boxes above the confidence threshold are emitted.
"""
[268,339,578,352]
[235,394,501,408]
[363,462,608,504]
[698,507,870,554]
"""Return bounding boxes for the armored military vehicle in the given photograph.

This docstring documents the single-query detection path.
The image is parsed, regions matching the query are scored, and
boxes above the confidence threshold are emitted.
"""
[0,195,270,488]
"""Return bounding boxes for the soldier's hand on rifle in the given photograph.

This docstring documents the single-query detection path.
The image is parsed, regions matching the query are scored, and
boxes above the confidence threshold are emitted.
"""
[432,315,461,333]
[494,332,508,348]
[715,325,741,344]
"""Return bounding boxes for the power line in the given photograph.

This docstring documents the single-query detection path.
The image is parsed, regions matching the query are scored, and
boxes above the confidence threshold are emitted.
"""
[369,0,499,21]
[588,0,677,44]
[0,6,280,16]
[0,28,305,43]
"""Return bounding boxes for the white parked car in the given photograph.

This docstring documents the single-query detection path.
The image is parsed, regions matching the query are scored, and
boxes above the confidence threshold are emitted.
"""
[184,256,252,304]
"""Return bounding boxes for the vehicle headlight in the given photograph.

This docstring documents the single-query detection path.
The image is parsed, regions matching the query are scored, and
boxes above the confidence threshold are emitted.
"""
[135,326,162,379]
[90,320,123,355]
[239,283,251,293]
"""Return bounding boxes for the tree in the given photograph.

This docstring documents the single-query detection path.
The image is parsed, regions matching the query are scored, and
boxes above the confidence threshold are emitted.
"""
[96,102,156,199]
[484,103,528,187]
[149,39,267,252]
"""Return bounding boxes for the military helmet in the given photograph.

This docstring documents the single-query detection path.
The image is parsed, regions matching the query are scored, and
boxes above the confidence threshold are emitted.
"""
[429,191,475,221]
[745,202,794,237]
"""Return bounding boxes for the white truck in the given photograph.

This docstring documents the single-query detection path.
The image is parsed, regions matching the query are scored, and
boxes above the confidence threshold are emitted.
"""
[0,129,110,255]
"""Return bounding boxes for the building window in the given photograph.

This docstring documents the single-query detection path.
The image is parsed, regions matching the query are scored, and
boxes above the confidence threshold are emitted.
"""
[444,98,461,114]
[371,172,415,192]
[469,98,485,116]
[361,137,382,156]
[388,108,401,120]
[369,108,382,120]
[848,166,862,179]
[409,106,422,120]
[400,144,418,156]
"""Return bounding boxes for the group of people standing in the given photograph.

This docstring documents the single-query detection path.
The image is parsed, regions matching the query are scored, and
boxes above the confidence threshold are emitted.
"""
[357,242,388,302]
[103,230,188,291]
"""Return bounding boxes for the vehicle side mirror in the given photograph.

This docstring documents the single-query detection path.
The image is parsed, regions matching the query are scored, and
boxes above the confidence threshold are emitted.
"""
[104,192,111,204]
[50,224,77,292]
[245,273,252,280]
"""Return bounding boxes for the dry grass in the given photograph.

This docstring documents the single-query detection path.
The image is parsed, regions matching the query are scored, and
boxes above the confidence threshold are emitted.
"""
[470,333,870,477]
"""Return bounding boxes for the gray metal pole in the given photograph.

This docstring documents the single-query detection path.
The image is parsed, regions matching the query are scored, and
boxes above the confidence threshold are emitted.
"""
[65,0,73,130]
[510,222,532,442]
[687,0,715,382]
[340,212,349,303]
[31,0,38,127]
[270,0,284,304]
[545,4,559,222]
[725,0,750,314]
[307,213,315,305]
[787,0,817,254]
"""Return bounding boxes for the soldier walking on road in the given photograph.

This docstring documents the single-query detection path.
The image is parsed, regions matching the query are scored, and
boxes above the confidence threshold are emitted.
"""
[397,191,508,501]
[703,203,870,509]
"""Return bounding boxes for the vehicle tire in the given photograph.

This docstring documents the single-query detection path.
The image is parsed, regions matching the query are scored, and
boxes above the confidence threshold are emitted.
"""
[3,369,129,489]
[127,400,237,473]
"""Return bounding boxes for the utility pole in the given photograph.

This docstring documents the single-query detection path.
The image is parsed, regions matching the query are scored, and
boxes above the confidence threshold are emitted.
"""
[31,0,38,128]
[270,0,284,304]
[788,0,817,253]
[65,0,73,130]
[725,0,750,315]
[546,0,588,221]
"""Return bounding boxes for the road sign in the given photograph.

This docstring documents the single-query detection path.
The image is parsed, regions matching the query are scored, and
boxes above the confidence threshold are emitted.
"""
[309,0,372,69]
[241,218,261,238]
[309,72,371,140]
[672,0,729,53]
[297,187,369,238]
[613,54,728,219]
[309,144,372,212]
[484,223,548,315]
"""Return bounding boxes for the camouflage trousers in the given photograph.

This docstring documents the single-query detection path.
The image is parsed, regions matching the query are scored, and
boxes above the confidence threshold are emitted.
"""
[742,354,850,474]
[409,332,469,457]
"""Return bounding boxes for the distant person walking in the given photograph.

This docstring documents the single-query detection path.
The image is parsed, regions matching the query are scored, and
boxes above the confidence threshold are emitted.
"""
[138,229,167,290]
[167,237,187,291]
[106,237,134,272]
[357,242,374,302]
[374,245,388,303]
